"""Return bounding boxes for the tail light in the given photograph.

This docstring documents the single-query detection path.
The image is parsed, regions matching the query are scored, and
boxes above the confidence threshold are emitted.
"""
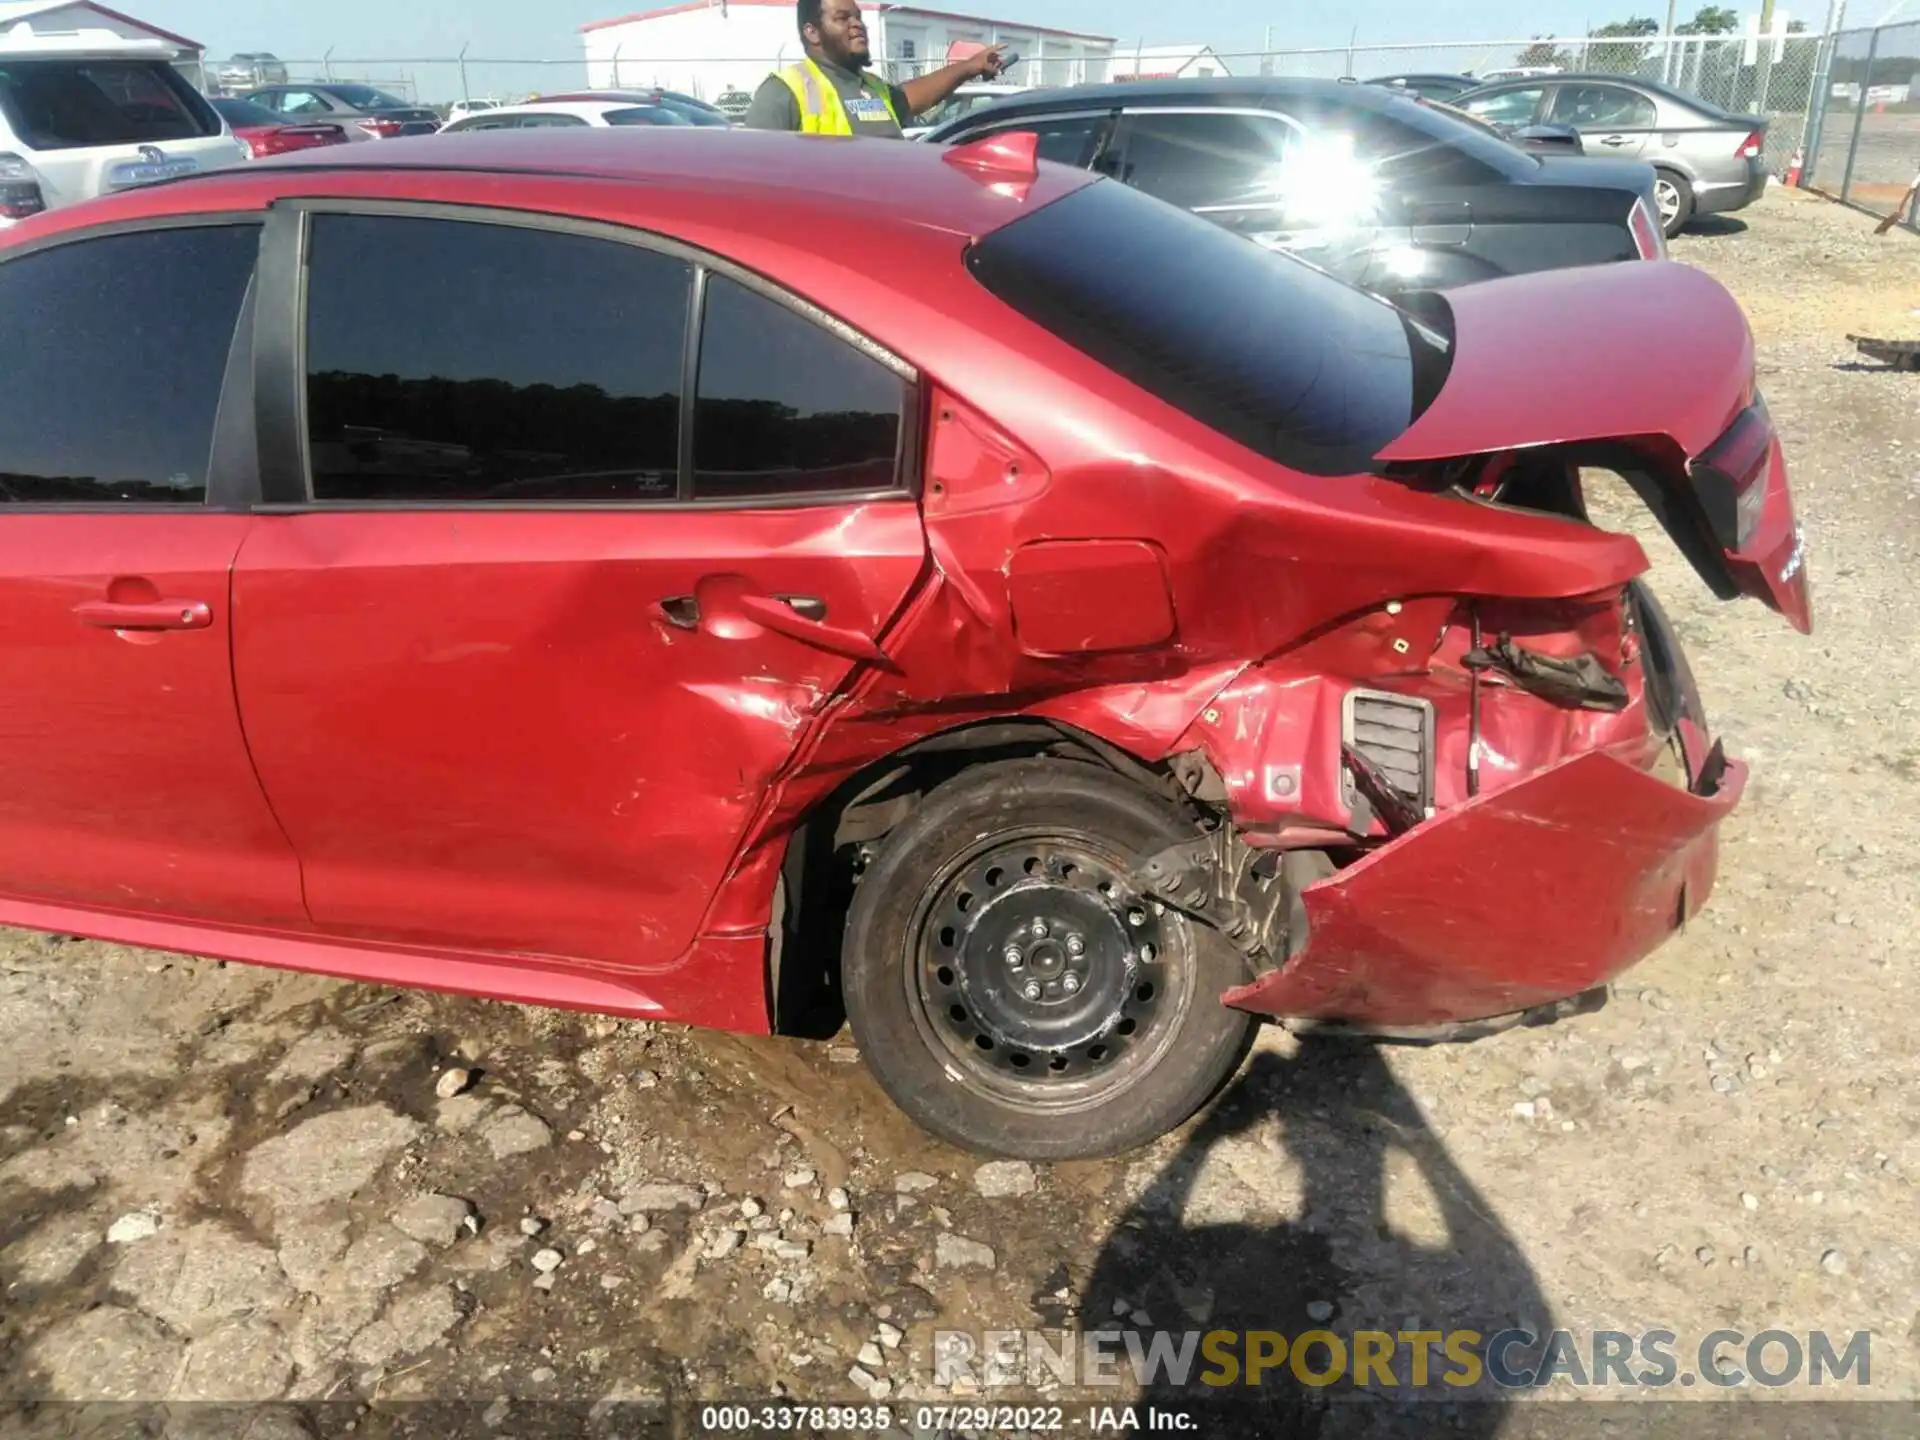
[0,152,45,221]
[1692,395,1772,549]
[1692,393,1811,634]
[1627,195,1667,259]
[357,116,405,138]
[260,124,349,155]
[1735,130,1763,159]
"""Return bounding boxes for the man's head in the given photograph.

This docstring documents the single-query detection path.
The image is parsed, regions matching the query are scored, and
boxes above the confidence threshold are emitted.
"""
[798,0,872,69]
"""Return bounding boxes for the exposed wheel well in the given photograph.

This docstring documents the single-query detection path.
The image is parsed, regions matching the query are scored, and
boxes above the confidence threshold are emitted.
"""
[767,718,1208,1037]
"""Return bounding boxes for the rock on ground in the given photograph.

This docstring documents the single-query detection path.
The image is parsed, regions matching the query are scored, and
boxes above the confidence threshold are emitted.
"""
[935,1234,997,1271]
[390,1192,475,1247]
[347,1284,463,1367]
[176,1316,295,1401]
[265,1027,357,1085]
[973,1160,1038,1198]
[111,1220,292,1337]
[30,1306,187,1401]
[479,1105,553,1159]
[620,1183,704,1213]
[340,1225,429,1290]
[240,1106,423,1208]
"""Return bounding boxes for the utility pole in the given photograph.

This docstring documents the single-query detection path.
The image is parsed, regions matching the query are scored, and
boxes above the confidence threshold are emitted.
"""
[1663,0,1679,83]
[1756,0,1778,113]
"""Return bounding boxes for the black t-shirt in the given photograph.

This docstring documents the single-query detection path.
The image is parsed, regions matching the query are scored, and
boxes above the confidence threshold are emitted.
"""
[741,57,912,137]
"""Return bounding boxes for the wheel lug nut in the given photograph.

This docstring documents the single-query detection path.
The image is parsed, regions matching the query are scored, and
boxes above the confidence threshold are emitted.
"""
[1003,945,1022,965]
[1022,981,1043,1001]
[1065,935,1085,957]
[1032,919,1049,938]
[1062,974,1081,994]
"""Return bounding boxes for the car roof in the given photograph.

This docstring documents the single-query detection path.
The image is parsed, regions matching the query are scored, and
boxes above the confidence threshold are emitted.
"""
[950,75,1410,114]
[451,100,656,120]
[159,127,1097,239]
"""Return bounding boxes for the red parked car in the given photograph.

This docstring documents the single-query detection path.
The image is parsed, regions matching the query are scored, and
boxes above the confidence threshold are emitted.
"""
[0,130,1808,1159]
[210,97,352,158]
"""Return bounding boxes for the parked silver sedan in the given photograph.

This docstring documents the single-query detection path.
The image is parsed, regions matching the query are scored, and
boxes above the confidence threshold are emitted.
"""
[1454,73,1768,236]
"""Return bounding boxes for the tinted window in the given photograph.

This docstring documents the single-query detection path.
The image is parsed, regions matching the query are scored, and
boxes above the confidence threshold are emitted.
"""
[513,112,590,128]
[694,276,904,499]
[1345,106,1504,187]
[1462,86,1546,125]
[1549,84,1657,128]
[967,180,1450,476]
[0,226,255,504]
[265,90,329,115]
[0,60,221,150]
[212,97,283,128]
[980,113,1111,168]
[304,216,688,503]
[329,85,410,109]
[1116,111,1298,211]
[605,106,687,126]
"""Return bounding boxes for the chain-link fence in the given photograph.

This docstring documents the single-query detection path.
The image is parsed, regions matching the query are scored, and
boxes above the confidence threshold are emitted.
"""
[1804,20,1920,232]
[196,32,1842,182]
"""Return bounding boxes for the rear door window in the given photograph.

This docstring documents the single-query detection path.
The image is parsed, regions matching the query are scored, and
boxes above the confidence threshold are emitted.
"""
[1462,86,1546,126]
[977,112,1114,168]
[967,179,1450,476]
[1548,84,1657,128]
[692,275,907,500]
[1112,110,1299,212]
[0,225,256,503]
[301,214,689,503]
[0,60,221,150]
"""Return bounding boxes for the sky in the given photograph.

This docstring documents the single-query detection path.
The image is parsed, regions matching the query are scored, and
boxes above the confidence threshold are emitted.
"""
[147,0,1736,67]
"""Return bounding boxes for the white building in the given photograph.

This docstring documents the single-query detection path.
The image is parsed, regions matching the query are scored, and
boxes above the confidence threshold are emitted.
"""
[1108,43,1230,81]
[0,0,206,86]
[581,0,1115,107]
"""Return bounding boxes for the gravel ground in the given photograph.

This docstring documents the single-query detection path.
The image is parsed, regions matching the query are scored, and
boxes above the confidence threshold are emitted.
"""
[2,186,1917,1437]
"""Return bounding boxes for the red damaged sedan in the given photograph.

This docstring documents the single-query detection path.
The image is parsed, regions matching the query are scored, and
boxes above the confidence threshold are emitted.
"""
[0,130,1808,1159]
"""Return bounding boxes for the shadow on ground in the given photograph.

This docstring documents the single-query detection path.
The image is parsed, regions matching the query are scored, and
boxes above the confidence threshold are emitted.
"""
[1077,1041,1549,1438]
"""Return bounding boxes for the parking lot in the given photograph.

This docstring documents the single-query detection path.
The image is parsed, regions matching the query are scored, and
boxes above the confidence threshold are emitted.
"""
[2,185,1917,1428]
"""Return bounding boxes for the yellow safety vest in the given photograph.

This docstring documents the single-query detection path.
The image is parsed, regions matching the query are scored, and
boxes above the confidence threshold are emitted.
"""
[774,58,904,136]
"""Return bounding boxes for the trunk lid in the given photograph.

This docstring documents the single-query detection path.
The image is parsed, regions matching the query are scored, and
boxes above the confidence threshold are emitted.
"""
[1377,260,1810,633]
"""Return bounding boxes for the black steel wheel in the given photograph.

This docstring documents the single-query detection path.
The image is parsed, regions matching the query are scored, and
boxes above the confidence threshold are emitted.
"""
[911,833,1181,1104]
[842,758,1257,1160]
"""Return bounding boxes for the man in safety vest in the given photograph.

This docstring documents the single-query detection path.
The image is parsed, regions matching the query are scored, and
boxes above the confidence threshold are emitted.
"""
[743,0,1007,138]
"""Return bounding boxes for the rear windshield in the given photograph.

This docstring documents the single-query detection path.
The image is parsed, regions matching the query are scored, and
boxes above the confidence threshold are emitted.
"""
[966,179,1452,476]
[0,59,221,151]
[212,97,281,128]
[606,106,689,126]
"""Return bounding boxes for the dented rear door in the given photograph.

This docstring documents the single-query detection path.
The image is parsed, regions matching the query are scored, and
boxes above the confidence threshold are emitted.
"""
[233,205,926,966]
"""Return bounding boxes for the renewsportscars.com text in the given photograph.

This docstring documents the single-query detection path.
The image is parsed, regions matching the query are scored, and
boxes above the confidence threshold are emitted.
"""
[933,1327,1874,1391]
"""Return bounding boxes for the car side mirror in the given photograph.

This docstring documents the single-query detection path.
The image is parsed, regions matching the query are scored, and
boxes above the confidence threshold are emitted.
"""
[1511,123,1585,155]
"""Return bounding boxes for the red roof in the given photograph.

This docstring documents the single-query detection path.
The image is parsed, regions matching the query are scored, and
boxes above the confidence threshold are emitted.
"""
[582,0,1112,41]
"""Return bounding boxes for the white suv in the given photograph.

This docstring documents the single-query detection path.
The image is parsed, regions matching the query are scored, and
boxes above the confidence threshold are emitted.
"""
[0,25,249,224]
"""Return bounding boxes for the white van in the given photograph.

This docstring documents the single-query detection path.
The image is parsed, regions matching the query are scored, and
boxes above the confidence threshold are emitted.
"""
[0,19,249,223]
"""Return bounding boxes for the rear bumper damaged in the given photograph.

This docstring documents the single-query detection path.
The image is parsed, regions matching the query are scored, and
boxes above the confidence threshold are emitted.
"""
[1221,748,1746,1030]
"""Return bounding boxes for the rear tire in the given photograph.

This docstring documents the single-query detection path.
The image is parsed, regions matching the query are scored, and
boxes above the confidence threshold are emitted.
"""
[841,759,1256,1160]
[1654,169,1695,238]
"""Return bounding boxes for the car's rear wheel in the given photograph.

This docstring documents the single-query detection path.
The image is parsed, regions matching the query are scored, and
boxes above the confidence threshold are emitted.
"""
[1654,170,1695,238]
[841,758,1257,1160]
